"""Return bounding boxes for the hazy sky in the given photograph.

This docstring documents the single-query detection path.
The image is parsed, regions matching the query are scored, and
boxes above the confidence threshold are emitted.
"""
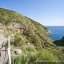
[0,0,64,26]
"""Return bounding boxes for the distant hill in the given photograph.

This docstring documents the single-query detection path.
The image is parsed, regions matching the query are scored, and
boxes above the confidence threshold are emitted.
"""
[54,36,64,46]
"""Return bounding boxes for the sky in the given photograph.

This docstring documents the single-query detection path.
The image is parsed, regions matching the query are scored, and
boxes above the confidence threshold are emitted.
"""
[0,0,64,26]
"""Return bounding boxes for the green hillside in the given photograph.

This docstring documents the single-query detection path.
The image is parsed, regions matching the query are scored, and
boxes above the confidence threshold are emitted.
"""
[0,8,64,64]
[0,8,53,47]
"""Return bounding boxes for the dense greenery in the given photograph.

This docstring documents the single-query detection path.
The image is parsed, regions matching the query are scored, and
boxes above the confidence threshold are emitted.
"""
[0,8,64,64]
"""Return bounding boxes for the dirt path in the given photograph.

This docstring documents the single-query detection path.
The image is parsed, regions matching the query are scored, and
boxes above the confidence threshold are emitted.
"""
[0,47,8,64]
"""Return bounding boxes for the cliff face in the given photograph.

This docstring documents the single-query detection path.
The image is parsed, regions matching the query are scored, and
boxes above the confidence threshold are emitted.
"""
[0,8,53,48]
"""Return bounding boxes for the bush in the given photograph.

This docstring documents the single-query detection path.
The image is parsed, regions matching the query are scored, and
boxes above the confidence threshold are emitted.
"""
[12,44,38,64]
[37,49,58,63]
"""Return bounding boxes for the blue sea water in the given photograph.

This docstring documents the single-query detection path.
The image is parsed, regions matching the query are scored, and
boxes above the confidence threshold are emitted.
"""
[46,26,64,40]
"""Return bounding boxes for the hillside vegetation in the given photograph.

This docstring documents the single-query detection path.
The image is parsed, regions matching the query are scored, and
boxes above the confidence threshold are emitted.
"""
[0,8,64,64]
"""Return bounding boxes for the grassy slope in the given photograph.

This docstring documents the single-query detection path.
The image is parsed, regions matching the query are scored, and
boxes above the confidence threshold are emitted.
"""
[0,8,53,47]
[0,8,64,64]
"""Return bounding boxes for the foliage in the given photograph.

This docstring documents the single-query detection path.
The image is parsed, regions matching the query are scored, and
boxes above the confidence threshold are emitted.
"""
[37,49,58,62]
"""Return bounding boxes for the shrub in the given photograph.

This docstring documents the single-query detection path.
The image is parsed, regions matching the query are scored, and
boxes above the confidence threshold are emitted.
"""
[37,49,58,63]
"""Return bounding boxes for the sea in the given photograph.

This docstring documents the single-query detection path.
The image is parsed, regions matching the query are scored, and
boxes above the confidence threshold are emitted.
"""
[46,26,64,40]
